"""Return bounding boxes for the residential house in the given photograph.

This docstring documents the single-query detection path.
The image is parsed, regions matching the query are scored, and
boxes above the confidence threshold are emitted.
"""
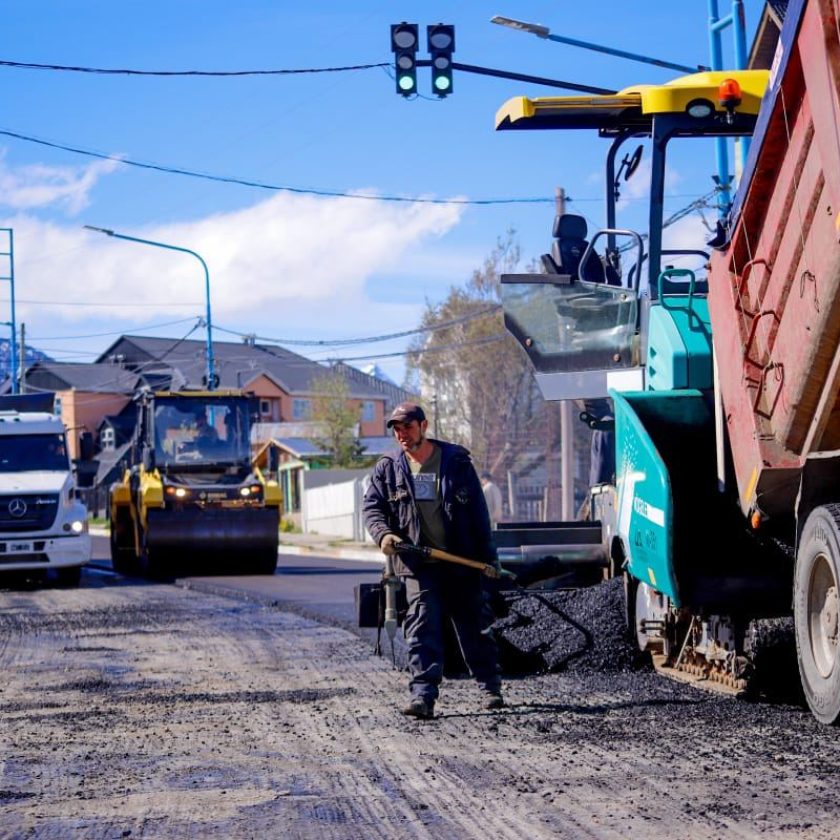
[23,361,139,459]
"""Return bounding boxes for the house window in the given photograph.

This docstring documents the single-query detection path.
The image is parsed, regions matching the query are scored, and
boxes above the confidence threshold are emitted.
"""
[53,396,62,417]
[361,401,375,422]
[101,427,115,451]
[260,399,271,417]
[292,398,311,420]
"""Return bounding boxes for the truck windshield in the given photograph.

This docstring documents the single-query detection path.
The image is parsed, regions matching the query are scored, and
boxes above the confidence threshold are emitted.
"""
[0,433,69,472]
[152,397,252,468]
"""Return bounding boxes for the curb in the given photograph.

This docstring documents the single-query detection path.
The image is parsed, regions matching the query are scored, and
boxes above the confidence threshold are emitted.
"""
[89,523,381,565]
[278,544,383,564]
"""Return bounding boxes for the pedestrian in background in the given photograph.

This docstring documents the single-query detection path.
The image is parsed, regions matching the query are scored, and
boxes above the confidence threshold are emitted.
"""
[363,402,503,720]
[480,472,503,528]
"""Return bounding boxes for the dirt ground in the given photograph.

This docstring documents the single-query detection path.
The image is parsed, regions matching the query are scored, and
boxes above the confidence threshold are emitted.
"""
[2,577,840,839]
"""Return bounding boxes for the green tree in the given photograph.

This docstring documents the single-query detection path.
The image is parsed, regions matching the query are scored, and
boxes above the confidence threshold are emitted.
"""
[406,231,575,516]
[310,368,369,468]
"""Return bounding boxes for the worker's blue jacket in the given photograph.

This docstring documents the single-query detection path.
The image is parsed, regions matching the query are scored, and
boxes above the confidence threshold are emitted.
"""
[362,439,498,577]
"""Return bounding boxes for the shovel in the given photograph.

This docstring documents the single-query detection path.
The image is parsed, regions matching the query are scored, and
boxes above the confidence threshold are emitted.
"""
[395,541,514,580]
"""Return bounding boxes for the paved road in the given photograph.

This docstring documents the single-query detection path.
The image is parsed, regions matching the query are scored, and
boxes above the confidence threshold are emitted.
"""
[1,538,838,838]
[91,535,401,662]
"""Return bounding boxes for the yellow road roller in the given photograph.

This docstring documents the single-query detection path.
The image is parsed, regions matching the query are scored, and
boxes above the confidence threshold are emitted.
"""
[110,390,281,578]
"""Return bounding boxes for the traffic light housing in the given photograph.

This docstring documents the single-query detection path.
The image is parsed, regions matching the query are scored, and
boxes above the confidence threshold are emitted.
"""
[391,22,419,96]
[427,24,455,97]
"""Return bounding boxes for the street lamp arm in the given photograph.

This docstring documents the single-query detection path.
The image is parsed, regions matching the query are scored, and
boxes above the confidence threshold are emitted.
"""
[83,225,216,390]
[491,15,709,74]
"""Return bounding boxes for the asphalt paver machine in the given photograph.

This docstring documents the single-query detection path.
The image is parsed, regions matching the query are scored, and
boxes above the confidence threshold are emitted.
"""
[494,68,789,687]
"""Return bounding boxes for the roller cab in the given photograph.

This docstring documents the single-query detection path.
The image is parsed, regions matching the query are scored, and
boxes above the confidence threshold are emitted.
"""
[110,390,281,578]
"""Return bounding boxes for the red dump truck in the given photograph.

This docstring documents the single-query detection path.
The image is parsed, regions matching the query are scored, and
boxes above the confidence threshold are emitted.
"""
[708,0,840,722]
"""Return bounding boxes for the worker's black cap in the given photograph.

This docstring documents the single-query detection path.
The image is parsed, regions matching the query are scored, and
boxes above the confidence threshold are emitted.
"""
[387,402,426,428]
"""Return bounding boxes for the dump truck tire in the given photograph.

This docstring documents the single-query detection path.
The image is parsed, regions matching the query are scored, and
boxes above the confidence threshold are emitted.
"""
[794,504,840,725]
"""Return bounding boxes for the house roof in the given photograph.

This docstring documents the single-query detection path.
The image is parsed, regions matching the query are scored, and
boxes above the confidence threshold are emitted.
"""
[96,335,387,399]
[334,362,419,414]
[268,435,397,460]
[24,362,140,393]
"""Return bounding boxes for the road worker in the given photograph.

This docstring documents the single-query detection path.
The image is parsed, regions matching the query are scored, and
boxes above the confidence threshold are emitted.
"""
[363,402,503,720]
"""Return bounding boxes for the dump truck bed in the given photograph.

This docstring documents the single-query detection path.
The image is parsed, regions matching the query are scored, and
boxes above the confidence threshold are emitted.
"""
[708,0,840,516]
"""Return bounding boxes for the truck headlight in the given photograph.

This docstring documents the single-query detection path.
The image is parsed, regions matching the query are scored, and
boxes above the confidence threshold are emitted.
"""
[65,519,87,534]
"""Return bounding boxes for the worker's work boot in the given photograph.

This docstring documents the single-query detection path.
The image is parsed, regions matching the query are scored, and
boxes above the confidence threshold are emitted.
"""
[484,691,505,710]
[401,698,434,720]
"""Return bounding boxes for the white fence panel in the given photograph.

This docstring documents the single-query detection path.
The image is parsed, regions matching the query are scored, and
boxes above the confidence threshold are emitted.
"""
[303,478,370,540]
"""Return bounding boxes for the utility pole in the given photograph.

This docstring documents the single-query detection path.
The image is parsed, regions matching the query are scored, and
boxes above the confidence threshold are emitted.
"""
[18,322,25,394]
[555,188,577,520]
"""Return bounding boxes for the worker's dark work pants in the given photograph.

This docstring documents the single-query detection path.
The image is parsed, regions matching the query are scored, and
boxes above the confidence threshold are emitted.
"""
[403,565,501,704]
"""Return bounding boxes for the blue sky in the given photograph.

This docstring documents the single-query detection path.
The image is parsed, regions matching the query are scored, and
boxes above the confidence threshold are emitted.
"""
[0,1,765,384]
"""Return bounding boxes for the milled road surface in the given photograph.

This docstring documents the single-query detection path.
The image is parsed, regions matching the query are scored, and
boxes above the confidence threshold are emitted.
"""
[2,569,840,839]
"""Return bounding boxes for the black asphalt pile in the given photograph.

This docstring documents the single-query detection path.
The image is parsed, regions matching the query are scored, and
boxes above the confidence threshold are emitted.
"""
[492,577,648,676]
[745,616,803,704]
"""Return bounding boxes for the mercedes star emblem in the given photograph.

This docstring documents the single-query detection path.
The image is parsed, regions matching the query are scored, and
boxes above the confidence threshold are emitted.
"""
[8,498,27,518]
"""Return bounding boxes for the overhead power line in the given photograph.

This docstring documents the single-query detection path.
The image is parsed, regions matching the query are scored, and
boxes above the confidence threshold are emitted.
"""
[0,127,721,210]
[326,333,506,364]
[213,305,501,348]
[0,128,554,206]
[0,59,390,77]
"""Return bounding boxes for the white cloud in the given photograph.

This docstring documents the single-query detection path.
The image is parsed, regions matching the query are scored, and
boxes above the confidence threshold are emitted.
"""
[662,212,714,255]
[0,154,119,214]
[5,189,465,342]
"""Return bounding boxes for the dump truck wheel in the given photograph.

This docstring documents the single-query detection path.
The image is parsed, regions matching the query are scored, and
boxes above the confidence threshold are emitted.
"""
[795,504,840,725]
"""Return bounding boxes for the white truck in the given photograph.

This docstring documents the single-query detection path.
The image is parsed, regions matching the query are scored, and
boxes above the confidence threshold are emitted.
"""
[0,406,91,586]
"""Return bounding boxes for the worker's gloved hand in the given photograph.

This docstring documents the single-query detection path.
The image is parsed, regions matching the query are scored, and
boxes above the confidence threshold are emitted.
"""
[380,533,400,556]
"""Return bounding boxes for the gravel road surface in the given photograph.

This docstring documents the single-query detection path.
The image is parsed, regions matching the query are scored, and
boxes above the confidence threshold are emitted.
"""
[2,570,840,839]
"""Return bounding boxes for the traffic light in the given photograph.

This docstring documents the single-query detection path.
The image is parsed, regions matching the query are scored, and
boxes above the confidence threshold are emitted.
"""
[391,22,419,96]
[427,24,455,97]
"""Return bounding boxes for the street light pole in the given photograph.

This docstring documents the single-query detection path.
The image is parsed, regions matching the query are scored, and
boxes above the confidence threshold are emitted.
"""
[491,16,709,74]
[84,225,216,390]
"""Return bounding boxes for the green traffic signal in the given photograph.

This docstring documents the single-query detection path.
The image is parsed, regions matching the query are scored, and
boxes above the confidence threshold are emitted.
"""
[391,22,419,97]
[427,24,455,98]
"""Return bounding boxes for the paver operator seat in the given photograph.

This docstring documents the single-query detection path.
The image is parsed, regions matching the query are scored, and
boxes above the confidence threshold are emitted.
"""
[541,213,620,286]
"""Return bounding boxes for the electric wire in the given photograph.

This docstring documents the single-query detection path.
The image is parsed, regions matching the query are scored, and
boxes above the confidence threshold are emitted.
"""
[212,305,501,348]
[0,59,390,77]
[27,317,200,342]
[0,128,553,206]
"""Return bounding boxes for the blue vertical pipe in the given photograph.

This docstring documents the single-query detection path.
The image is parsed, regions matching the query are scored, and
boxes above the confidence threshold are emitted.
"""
[732,0,751,170]
[709,0,732,218]
[708,0,752,214]
[8,230,17,395]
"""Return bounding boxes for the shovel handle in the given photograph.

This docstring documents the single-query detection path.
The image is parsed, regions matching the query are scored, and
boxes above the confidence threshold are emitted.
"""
[395,541,500,579]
